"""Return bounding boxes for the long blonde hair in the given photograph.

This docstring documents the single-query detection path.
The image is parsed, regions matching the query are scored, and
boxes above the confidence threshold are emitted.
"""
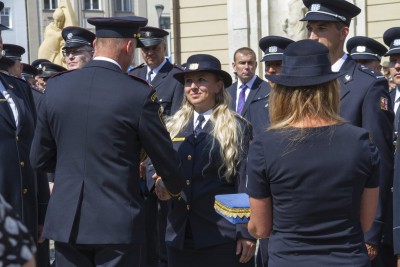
[166,76,245,182]
[269,80,344,130]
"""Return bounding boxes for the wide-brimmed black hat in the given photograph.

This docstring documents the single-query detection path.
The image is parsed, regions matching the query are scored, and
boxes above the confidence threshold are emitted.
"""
[39,62,67,78]
[300,0,361,26]
[265,39,341,87]
[62,26,95,49]
[259,36,294,62]
[383,27,400,56]
[139,26,169,47]
[173,54,232,87]
[346,36,387,61]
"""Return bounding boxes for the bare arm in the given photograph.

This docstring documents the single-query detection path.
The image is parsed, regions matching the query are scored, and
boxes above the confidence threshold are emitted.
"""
[248,197,272,239]
[360,187,379,233]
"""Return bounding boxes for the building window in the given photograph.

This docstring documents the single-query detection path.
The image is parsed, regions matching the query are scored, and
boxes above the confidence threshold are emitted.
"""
[0,7,11,28]
[44,0,58,10]
[116,0,131,12]
[159,15,170,30]
[85,0,100,10]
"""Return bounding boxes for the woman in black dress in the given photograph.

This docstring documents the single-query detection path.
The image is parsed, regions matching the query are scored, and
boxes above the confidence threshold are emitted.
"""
[155,54,255,267]
[246,39,379,267]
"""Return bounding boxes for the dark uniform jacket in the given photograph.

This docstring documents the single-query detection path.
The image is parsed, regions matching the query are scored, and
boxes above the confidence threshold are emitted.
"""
[165,115,253,250]
[339,57,394,247]
[30,60,183,244]
[227,76,271,135]
[391,86,400,254]
[129,60,184,116]
[0,73,48,241]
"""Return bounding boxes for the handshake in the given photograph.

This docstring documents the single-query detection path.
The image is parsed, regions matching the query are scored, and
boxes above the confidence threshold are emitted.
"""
[152,173,180,201]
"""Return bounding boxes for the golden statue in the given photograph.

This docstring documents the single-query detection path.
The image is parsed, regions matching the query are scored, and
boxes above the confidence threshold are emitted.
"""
[38,0,78,66]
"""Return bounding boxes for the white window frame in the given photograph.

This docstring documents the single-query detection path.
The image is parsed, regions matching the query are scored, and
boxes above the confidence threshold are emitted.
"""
[116,0,132,12]
[84,0,101,10]
[0,7,11,28]
[44,0,58,10]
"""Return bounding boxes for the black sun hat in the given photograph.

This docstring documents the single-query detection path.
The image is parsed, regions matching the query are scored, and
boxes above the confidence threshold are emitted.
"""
[265,39,341,87]
[173,54,232,88]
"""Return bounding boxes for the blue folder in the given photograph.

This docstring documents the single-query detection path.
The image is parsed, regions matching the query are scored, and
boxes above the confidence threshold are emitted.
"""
[214,193,250,224]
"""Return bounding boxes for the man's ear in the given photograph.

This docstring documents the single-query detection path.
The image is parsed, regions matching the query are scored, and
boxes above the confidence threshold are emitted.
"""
[340,26,349,41]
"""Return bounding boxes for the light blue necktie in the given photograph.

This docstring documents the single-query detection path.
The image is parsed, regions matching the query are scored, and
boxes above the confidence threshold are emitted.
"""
[147,70,153,83]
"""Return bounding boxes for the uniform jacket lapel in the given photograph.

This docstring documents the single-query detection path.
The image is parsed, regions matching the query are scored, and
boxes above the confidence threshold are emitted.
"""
[7,85,26,134]
[390,87,397,110]
[136,66,147,80]
[181,117,196,145]
[0,76,17,129]
[180,114,212,145]
[338,56,356,100]
[151,61,173,89]
[242,76,264,116]
[227,82,237,111]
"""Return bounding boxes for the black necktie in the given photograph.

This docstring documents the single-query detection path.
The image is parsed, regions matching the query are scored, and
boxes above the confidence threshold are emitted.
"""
[194,114,205,138]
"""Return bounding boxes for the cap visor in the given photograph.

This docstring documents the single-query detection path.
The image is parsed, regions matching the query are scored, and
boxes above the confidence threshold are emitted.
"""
[139,38,163,47]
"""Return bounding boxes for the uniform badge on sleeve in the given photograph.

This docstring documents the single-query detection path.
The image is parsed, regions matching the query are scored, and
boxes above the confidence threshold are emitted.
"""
[380,97,389,111]
[150,92,158,102]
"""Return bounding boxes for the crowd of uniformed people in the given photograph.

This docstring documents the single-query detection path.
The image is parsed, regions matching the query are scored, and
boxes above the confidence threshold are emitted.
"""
[2,0,400,266]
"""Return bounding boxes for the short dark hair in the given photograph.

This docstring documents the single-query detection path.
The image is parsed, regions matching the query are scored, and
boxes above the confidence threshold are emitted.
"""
[233,47,257,62]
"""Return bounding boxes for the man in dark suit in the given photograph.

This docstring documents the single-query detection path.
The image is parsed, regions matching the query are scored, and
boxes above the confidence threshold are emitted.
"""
[129,26,184,267]
[385,27,400,267]
[30,16,183,267]
[227,47,271,135]
[130,26,183,116]
[0,1,50,266]
[302,1,394,266]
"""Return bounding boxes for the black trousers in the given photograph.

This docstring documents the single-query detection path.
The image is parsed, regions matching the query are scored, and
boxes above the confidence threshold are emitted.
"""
[144,193,168,267]
[256,238,269,267]
[371,244,396,267]
[54,242,144,267]
[36,240,50,267]
[167,240,254,267]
